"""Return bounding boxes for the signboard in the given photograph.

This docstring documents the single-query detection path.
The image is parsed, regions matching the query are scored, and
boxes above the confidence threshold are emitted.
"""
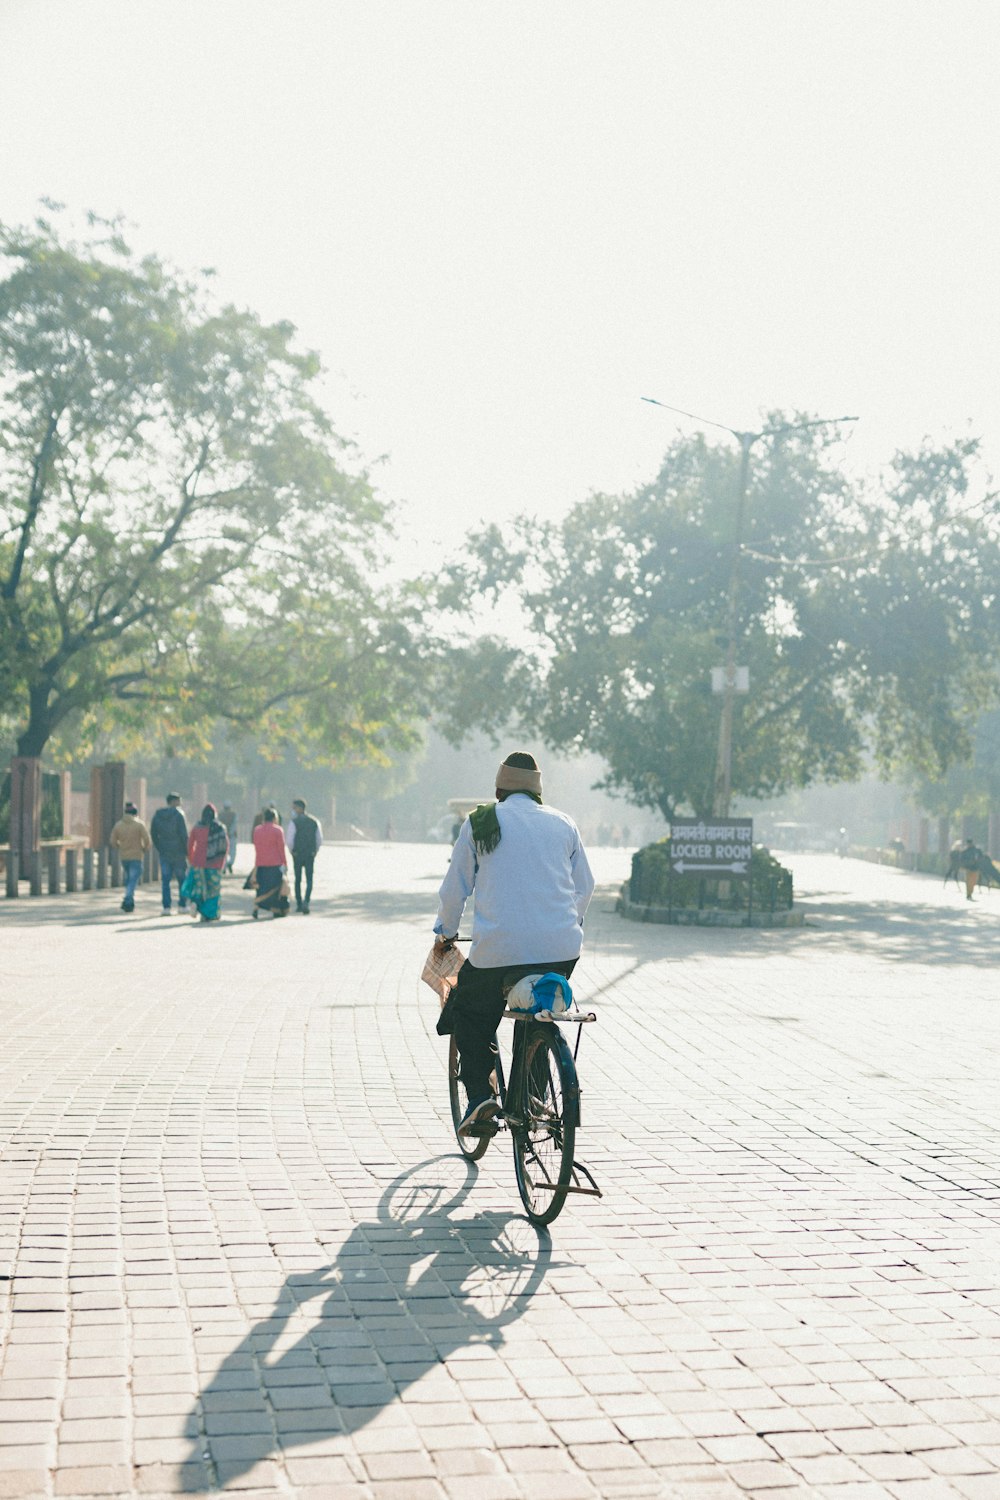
[669,817,753,877]
[711,665,749,694]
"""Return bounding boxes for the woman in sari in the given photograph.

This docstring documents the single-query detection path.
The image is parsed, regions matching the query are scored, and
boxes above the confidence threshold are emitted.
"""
[251,806,289,918]
[186,803,229,922]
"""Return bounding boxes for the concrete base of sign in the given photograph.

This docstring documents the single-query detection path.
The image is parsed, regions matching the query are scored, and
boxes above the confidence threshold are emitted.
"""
[616,888,805,928]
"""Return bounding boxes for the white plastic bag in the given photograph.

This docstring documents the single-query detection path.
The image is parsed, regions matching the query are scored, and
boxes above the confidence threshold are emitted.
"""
[421,943,465,1005]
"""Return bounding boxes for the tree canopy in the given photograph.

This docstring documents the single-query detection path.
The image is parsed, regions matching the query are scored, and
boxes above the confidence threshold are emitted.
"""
[436,420,1000,819]
[0,212,426,765]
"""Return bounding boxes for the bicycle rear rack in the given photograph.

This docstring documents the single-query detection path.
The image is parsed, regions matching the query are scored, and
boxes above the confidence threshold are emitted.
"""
[500,1008,598,1024]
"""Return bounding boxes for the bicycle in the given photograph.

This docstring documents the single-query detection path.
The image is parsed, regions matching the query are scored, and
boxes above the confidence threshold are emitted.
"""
[447,965,602,1227]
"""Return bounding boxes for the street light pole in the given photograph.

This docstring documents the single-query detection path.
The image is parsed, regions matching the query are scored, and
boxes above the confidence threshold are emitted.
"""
[712,430,754,819]
[640,400,858,820]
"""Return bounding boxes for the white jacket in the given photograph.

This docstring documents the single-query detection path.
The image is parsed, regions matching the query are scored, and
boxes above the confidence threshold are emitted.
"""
[435,795,595,969]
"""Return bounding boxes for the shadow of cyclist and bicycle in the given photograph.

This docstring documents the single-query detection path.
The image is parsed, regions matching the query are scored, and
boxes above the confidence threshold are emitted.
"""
[184,1155,559,1487]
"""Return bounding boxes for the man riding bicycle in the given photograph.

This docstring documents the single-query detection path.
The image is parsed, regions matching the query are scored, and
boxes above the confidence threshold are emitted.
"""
[433,751,595,1135]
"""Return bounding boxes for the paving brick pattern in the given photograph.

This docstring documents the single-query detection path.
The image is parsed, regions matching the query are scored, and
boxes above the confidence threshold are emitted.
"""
[2,848,1000,1498]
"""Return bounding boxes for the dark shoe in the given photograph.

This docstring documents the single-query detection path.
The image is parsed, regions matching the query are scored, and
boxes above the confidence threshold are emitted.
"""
[459,1096,498,1136]
[302,904,310,915]
[252,910,258,920]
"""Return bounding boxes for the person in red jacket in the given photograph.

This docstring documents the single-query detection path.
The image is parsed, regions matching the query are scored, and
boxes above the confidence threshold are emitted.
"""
[251,807,289,918]
[186,803,229,922]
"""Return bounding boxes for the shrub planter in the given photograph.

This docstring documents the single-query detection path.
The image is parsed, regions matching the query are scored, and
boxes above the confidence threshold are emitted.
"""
[619,837,804,927]
[617,884,805,927]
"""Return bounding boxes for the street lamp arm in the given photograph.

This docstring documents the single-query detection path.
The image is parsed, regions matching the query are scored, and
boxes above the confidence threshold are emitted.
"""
[640,396,743,437]
[754,415,859,441]
[641,397,859,445]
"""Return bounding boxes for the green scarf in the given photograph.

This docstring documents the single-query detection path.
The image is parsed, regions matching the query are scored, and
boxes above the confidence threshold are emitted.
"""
[469,791,542,855]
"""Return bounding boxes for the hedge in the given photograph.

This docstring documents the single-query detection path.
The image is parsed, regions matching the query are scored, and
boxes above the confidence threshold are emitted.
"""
[629,838,794,912]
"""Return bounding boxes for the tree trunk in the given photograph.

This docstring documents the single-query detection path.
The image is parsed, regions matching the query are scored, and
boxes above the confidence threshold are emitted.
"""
[15,682,54,758]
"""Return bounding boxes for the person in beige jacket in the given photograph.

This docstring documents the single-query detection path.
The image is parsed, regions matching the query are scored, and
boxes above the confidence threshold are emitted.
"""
[110,803,152,913]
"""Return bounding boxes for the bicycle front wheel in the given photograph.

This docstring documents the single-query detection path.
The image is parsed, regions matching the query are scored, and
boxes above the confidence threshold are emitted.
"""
[448,1035,493,1161]
[512,1026,577,1226]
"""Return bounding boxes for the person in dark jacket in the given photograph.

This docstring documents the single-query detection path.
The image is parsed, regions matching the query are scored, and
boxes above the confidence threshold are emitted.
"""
[285,798,323,914]
[150,793,189,914]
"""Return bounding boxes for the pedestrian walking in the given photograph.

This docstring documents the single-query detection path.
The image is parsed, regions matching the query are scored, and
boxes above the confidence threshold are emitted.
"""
[185,803,229,922]
[150,792,189,914]
[109,801,151,913]
[251,807,289,918]
[252,803,280,833]
[285,798,322,913]
[220,802,238,874]
[959,838,983,901]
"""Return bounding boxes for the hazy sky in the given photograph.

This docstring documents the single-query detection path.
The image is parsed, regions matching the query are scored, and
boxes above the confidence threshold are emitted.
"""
[2,0,997,567]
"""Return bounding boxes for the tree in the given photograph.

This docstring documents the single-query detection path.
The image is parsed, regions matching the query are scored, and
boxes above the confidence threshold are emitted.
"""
[435,420,1000,819]
[0,212,426,766]
[902,708,1000,835]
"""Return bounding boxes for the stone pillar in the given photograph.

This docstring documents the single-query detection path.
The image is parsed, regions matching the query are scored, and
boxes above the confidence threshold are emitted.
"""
[28,850,42,896]
[89,765,103,849]
[65,847,78,893]
[83,849,94,891]
[918,819,929,855]
[989,811,1000,857]
[5,851,18,899]
[127,776,148,826]
[59,771,72,839]
[10,757,43,868]
[90,761,126,849]
[46,845,60,894]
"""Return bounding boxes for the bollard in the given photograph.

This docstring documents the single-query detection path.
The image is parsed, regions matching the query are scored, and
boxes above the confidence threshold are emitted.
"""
[29,850,42,896]
[5,851,17,899]
[83,848,94,890]
[110,851,121,887]
[142,849,151,885]
[97,849,108,890]
[65,847,78,893]
[151,847,160,881]
[46,846,60,895]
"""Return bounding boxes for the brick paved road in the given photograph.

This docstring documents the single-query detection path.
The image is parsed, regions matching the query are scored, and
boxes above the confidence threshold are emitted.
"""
[2,846,1000,1500]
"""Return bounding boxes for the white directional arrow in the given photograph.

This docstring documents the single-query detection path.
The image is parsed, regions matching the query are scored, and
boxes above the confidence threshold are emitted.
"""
[672,860,748,875]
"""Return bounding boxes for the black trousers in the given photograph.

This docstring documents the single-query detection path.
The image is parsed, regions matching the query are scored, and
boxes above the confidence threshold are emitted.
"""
[293,855,315,907]
[443,957,577,1103]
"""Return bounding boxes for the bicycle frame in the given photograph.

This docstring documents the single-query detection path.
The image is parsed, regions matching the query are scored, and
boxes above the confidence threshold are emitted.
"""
[494,1011,601,1215]
[444,950,601,1224]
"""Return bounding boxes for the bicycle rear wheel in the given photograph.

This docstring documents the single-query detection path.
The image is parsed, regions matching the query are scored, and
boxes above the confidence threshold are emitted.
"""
[448,1035,493,1161]
[512,1026,577,1226]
